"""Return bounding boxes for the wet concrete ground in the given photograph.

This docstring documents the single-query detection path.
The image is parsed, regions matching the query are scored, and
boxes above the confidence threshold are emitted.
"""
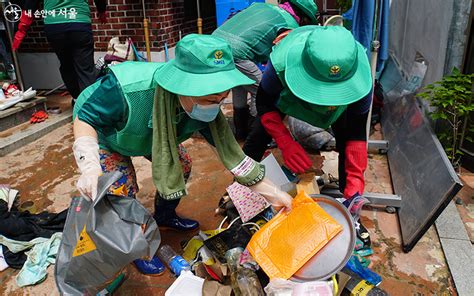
[0,107,463,295]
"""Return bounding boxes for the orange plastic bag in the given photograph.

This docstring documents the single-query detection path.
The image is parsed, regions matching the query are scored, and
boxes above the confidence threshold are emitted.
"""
[247,191,343,280]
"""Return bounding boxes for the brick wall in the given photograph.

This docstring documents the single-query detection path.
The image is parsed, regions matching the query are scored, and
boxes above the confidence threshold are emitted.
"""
[19,0,217,53]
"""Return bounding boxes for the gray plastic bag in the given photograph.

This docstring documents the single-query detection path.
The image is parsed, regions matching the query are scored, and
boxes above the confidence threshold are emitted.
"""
[288,117,335,151]
[55,172,161,295]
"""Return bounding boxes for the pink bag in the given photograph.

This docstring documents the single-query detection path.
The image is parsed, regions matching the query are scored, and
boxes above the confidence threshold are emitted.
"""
[226,182,270,223]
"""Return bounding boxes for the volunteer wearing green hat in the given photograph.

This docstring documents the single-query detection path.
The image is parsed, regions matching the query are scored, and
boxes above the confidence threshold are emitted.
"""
[243,26,373,242]
[212,0,318,141]
[72,34,293,275]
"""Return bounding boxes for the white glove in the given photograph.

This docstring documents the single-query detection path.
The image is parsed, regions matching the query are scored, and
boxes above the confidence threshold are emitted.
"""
[250,177,293,211]
[73,136,102,200]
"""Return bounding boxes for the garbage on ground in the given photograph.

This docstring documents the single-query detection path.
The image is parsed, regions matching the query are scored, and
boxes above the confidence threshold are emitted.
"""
[202,279,233,296]
[203,221,253,264]
[338,271,389,296]
[344,255,382,286]
[0,184,67,280]
[97,272,127,296]
[158,244,191,276]
[247,191,343,280]
[0,245,7,271]
[0,233,62,286]
[55,172,161,294]
[15,232,62,287]
[0,85,37,111]
[225,247,264,295]
[3,83,20,97]
[226,182,270,223]
[30,110,48,123]
[0,185,18,212]
[182,234,215,266]
[264,278,334,296]
[165,270,205,296]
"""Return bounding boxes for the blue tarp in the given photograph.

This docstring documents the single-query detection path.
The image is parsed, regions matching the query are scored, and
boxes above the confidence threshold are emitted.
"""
[343,0,390,72]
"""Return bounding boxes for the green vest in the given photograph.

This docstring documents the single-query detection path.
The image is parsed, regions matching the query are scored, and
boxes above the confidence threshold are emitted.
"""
[74,62,164,156]
[212,3,299,63]
[44,0,91,24]
[270,26,347,129]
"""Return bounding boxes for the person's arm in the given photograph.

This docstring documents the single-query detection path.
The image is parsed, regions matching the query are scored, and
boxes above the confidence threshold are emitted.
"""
[341,96,371,198]
[93,0,107,23]
[72,75,127,200]
[257,62,311,173]
[73,117,101,201]
[256,61,283,116]
[12,0,37,51]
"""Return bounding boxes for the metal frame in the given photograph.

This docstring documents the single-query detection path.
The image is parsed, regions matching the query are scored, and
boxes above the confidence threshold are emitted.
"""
[321,188,402,208]
[368,139,389,152]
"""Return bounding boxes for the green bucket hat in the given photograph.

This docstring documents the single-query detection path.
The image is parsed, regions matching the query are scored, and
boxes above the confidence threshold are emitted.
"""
[289,0,319,24]
[284,26,372,106]
[155,34,254,96]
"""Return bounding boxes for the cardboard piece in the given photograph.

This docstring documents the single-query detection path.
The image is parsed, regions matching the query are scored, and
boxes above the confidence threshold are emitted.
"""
[296,173,320,195]
[202,280,232,296]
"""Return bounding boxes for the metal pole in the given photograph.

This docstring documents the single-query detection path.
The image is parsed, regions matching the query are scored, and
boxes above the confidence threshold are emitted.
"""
[366,0,382,146]
[142,0,151,62]
[0,1,25,91]
[196,0,202,34]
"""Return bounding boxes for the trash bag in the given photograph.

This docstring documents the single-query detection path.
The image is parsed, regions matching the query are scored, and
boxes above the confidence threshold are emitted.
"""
[288,117,334,152]
[247,191,343,280]
[55,172,161,294]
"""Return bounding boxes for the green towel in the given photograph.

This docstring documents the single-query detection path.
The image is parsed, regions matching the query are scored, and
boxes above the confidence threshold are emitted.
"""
[152,86,264,200]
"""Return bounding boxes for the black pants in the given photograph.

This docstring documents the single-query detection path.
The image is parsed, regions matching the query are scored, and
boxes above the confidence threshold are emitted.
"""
[144,155,190,224]
[46,30,97,99]
[242,111,369,193]
[242,116,273,161]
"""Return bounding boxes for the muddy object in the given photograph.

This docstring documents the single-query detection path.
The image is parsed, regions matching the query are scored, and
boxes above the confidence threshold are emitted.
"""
[204,223,252,264]
[46,106,62,114]
[225,248,264,296]
[55,172,161,294]
[340,269,388,296]
[19,201,37,214]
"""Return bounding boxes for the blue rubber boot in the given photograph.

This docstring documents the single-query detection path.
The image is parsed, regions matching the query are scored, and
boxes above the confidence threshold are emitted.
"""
[133,256,165,276]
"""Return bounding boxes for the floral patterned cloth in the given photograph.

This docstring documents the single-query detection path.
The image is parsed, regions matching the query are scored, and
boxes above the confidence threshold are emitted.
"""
[226,182,270,223]
[99,144,192,198]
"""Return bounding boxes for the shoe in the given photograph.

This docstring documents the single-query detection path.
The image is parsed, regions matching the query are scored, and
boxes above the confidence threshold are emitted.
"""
[157,215,199,232]
[133,256,165,276]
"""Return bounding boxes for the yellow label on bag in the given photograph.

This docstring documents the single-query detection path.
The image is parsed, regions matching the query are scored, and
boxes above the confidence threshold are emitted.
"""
[72,225,97,257]
[351,280,374,296]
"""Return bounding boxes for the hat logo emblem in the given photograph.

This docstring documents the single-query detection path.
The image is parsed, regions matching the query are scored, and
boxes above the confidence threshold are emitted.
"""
[329,65,341,77]
[214,50,225,65]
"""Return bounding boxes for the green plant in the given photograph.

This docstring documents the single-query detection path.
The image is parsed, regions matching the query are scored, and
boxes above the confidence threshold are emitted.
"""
[417,68,474,168]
